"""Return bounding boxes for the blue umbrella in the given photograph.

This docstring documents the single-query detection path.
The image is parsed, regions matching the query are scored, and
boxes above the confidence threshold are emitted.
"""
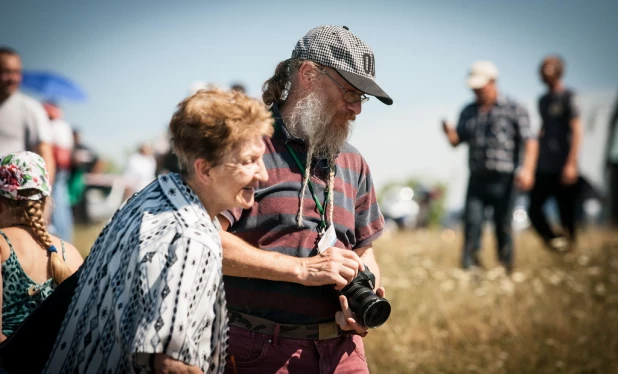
[21,70,87,102]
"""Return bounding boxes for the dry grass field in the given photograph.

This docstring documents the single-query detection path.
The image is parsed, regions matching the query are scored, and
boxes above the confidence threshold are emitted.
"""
[73,224,618,373]
[366,228,618,374]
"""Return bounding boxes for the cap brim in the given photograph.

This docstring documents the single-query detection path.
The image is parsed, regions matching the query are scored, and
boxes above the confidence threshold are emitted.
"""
[467,75,491,89]
[335,69,393,105]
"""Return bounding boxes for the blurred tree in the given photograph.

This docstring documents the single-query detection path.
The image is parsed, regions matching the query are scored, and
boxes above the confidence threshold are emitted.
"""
[101,158,122,174]
[378,177,448,228]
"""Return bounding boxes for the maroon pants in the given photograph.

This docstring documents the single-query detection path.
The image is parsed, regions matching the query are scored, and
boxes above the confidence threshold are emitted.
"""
[224,326,369,374]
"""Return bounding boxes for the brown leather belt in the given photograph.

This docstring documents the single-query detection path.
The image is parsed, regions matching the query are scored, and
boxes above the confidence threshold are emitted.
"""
[227,311,353,340]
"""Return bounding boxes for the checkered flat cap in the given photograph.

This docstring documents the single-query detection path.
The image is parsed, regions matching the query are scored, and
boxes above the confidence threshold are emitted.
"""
[291,25,393,105]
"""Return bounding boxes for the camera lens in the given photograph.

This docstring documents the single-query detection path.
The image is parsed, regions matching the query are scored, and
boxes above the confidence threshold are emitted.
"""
[362,299,391,328]
[345,284,391,328]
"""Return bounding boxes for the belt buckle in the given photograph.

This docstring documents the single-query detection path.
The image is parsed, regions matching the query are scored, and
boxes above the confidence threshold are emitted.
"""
[318,322,338,340]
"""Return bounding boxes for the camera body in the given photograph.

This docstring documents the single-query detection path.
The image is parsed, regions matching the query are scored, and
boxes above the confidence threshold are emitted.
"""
[338,266,391,328]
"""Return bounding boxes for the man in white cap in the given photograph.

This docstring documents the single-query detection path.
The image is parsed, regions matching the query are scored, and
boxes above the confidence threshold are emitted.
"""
[442,60,538,273]
[218,25,392,373]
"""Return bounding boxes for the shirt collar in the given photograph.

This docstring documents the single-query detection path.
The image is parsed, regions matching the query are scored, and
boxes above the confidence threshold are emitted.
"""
[495,95,508,106]
[158,173,219,230]
[272,104,301,145]
[473,95,508,110]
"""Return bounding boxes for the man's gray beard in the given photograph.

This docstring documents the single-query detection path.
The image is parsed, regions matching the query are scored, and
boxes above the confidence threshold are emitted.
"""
[287,91,353,160]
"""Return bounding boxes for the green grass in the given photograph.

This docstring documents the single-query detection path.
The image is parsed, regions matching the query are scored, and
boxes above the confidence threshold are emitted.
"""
[73,225,618,373]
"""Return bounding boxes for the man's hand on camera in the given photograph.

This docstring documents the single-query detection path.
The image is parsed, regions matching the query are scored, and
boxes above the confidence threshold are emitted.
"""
[152,354,204,374]
[335,287,386,335]
[297,247,364,289]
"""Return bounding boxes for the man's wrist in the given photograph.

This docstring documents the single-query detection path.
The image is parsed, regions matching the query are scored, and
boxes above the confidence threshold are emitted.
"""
[291,257,308,285]
[564,160,577,169]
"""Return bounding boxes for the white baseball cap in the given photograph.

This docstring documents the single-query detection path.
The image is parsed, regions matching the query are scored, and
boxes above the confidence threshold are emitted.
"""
[467,60,499,89]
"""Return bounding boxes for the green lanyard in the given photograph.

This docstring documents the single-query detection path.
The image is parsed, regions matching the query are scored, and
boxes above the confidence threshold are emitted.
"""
[275,122,329,230]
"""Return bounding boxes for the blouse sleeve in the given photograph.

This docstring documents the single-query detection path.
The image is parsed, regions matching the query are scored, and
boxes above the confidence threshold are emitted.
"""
[132,231,227,372]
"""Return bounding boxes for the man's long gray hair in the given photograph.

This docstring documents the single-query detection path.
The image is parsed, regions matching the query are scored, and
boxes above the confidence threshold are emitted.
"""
[286,90,353,228]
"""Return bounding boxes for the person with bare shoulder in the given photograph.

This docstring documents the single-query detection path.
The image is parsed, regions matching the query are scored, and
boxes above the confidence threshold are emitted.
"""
[0,151,83,343]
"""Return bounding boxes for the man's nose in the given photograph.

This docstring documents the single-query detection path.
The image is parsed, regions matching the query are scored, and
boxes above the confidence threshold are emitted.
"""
[346,100,362,116]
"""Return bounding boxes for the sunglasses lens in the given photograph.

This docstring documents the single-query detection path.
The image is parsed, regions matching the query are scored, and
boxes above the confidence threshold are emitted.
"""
[344,92,360,103]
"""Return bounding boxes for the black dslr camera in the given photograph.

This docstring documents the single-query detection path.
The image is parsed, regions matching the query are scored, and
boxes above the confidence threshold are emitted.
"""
[339,266,391,328]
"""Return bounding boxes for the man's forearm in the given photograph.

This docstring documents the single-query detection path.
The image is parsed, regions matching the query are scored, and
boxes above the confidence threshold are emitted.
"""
[355,246,380,289]
[220,230,303,283]
[566,118,582,166]
[522,139,539,173]
[446,130,460,147]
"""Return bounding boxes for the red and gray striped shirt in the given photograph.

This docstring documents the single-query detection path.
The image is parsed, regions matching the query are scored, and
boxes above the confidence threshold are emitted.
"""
[222,106,384,325]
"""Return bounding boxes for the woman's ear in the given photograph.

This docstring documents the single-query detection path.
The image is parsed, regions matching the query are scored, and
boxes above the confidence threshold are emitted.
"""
[192,158,213,184]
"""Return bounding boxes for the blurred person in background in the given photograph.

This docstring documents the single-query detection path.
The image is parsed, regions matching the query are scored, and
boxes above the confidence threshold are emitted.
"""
[230,83,246,94]
[607,91,618,226]
[123,143,156,198]
[43,102,74,242]
[218,25,391,373]
[442,61,538,273]
[0,151,83,342]
[528,56,582,251]
[157,144,181,176]
[68,128,103,224]
[153,128,181,176]
[44,88,274,373]
[0,47,55,183]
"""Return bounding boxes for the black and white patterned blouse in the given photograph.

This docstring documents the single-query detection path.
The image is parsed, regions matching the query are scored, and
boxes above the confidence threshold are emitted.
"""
[44,173,228,374]
[456,96,533,174]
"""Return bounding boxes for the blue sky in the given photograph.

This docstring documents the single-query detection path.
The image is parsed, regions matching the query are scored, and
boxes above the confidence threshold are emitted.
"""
[2,0,617,207]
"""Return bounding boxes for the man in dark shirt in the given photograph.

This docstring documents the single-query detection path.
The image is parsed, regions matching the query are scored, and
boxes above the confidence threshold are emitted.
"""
[442,61,538,273]
[529,56,583,251]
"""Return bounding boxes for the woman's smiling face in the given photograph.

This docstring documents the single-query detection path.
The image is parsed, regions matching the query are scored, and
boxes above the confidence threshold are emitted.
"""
[209,134,268,211]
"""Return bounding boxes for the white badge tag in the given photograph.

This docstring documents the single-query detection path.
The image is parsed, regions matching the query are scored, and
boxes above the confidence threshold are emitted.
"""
[317,224,337,254]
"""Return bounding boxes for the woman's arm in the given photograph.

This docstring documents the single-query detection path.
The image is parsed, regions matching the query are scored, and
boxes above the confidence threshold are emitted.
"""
[0,273,6,343]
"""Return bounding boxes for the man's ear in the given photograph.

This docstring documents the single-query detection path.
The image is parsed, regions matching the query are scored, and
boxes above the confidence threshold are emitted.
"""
[297,61,320,89]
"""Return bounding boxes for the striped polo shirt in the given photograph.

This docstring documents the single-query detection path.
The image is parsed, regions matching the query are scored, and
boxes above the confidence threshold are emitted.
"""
[222,106,384,325]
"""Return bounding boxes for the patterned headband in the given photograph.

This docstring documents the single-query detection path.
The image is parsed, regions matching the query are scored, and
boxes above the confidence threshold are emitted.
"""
[0,151,51,201]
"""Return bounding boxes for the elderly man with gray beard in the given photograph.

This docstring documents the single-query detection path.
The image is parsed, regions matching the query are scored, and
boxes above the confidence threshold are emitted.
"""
[217,25,393,373]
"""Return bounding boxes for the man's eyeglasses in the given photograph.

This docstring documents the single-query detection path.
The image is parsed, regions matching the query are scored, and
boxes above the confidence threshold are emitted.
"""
[321,69,369,104]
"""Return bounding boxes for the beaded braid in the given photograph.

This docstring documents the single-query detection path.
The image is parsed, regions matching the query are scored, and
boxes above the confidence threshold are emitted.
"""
[297,153,337,230]
[4,195,72,285]
[262,59,301,107]
[326,160,336,226]
[297,146,314,228]
[262,59,323,107]
[263,58,331,228]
